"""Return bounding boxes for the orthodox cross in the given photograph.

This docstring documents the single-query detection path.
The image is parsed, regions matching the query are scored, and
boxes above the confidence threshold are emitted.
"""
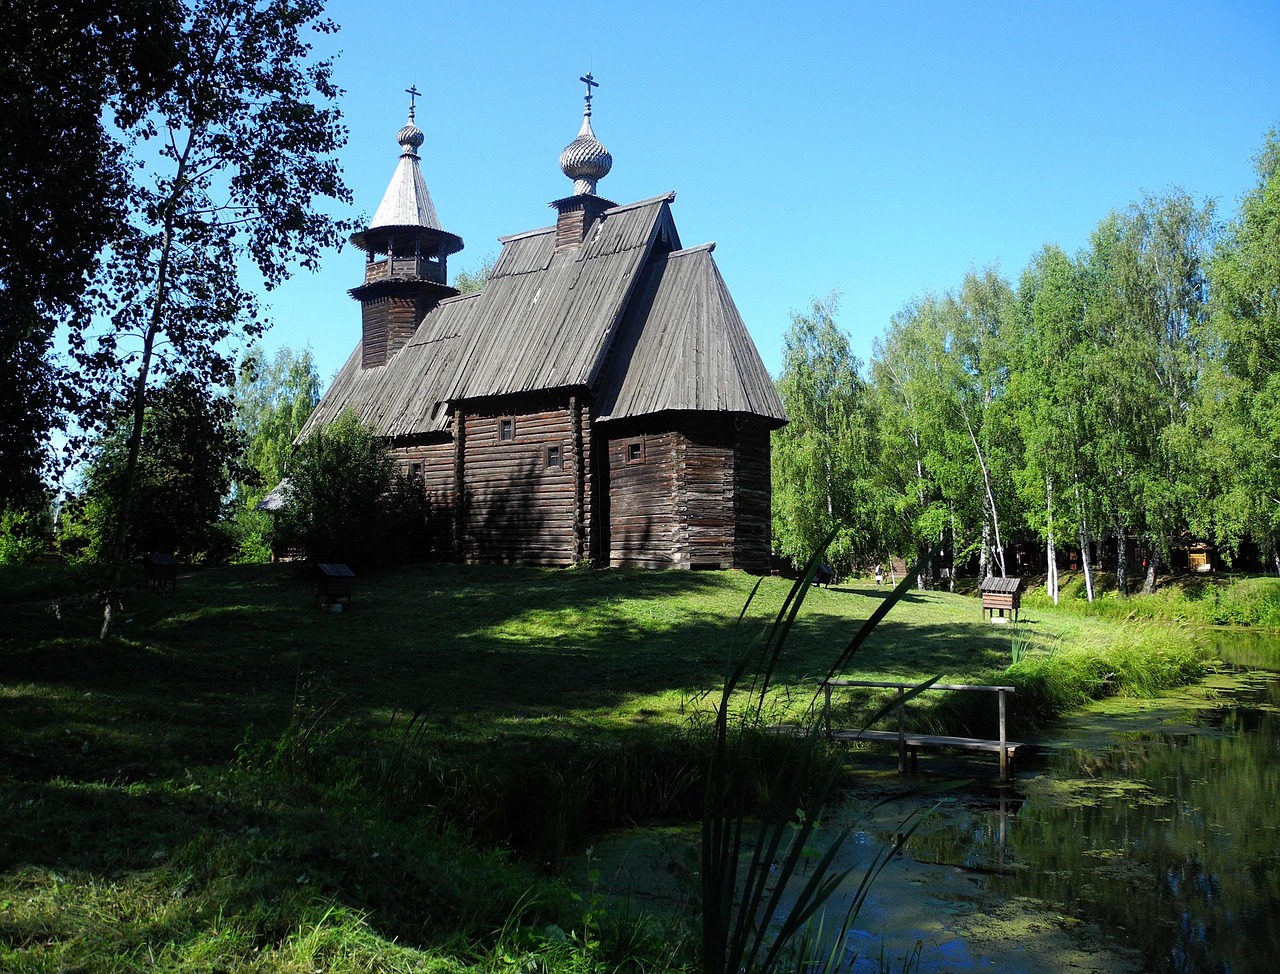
[405,84,421,119]
[580,73,598,115]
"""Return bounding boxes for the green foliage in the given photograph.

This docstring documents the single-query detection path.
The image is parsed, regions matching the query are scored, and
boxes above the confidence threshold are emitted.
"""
[60,374,247,563]
[0,0,181,501]
[772,294,888,574]
[453,252,497,294]
[1199,128,1280,567]
[871,269,1021,584]
[229,344,322,562]
[280,410,427,567]
[0,507,47,566]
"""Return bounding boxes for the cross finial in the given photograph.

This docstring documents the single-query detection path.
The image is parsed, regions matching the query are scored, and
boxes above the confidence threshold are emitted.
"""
[579,72,598,116]
[405,84,421,120]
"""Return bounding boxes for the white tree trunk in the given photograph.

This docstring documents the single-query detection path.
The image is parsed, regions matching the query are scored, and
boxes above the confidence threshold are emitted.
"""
[1079,522,1096,603]
[1045,478,1058,604]
[1115,524,1128,599]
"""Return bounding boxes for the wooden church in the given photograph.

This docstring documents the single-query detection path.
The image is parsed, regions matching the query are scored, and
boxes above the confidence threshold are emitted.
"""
[299,78,786,570]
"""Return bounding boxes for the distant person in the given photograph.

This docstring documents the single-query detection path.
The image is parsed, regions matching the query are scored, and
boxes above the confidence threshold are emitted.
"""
[874,564,884,586]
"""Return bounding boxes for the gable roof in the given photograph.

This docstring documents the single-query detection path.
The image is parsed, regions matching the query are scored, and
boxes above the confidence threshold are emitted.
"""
[300,193,784,441]
[595,243,786,425]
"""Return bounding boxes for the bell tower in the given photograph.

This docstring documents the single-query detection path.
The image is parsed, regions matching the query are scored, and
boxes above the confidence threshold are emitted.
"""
[350,87,465,368]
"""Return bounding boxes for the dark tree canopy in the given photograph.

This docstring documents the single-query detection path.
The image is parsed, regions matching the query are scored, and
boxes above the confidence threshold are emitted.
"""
[0,0,181,504]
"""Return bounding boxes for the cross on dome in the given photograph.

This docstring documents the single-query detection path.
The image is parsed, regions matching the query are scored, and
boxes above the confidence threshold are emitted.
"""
[560,71,612,195]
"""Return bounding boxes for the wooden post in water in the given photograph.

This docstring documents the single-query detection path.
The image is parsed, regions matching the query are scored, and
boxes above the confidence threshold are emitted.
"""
[998,688,1009,782]
[897,686,906,773]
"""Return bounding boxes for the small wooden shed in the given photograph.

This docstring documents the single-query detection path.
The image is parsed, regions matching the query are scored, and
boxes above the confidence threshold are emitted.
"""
[980,576,1025,623]
[144,552,179,590]
[314,563,354,609]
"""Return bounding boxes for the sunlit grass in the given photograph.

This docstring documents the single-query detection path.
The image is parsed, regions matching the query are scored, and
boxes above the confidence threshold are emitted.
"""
[0,561,1235,973]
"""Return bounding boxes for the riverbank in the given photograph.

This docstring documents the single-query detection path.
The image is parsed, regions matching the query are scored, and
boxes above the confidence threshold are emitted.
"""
[0,562,1244,973]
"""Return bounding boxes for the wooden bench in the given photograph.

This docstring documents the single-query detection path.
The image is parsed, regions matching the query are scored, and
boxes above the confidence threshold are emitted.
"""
[822,679,1021,781]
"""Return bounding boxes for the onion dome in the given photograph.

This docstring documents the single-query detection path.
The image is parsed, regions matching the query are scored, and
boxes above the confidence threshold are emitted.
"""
[560,72,612,196]
[396,112,425,157]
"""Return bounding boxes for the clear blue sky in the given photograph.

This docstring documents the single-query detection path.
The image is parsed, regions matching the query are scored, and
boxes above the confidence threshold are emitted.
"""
[257,0,1280,385]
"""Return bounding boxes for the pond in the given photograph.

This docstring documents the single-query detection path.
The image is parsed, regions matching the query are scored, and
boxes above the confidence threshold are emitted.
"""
[828,627,1280,973]
[587,630,1280,972]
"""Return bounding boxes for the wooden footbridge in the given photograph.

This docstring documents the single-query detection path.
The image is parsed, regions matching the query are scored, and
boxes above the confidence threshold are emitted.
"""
[821,679,1022,782]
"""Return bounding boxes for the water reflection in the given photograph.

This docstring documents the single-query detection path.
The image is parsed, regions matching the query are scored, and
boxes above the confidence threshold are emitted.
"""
[897,629,1280,973]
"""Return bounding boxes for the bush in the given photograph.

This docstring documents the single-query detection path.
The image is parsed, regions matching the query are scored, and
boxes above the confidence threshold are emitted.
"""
[0,508,47,566]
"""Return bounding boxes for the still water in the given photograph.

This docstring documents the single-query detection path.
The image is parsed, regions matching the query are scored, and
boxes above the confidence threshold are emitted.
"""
[864,629,1280,973]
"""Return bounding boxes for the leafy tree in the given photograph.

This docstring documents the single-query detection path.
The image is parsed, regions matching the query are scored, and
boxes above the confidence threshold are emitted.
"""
[0,0,180,504]
[452,252,496,294]
[1010,244,1101,602]
[771,295,885,576]
[1201,128,1280,574]
[871,296,950,588]
[871,269,1021,587]
[1083,193,1213,594]
[279,411,397,566]
[229,344,322,561]
[234,345,322,498]
[62,374,247,563]
[66,0,354,635]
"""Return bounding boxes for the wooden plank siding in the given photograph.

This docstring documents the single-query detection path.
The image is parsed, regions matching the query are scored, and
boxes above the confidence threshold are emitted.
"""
[607,431,680,568]
[603,418,771,571]
[390,438,456,553]
[451,398,592,566]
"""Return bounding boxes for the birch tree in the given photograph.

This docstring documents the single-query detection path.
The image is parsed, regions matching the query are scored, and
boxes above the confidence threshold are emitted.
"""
[68,0,353,635]
[1201,129,1280,574]
[771,295,886,575]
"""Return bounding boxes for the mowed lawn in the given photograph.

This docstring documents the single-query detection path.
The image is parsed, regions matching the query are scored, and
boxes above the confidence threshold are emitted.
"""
[2,561,1129,784]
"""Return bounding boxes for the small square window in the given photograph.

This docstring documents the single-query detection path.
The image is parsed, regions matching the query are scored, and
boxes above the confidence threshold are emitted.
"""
[499,418,514,442]
[626,440,644,464]
[409,462,422,479]
[546,445,562,470]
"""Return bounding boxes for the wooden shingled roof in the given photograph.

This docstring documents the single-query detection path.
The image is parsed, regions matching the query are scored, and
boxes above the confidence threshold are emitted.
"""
[300,192,785,441]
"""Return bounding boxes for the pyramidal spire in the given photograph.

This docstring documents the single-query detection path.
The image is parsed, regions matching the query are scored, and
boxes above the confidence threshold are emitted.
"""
[559,72,612,196]
[369,85,442,231]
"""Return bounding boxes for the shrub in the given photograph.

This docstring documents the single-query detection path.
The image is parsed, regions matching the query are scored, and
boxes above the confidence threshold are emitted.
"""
[0,508,46,566]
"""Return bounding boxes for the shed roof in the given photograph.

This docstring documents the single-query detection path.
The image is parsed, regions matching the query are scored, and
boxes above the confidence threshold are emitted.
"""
[979,576,1024,593]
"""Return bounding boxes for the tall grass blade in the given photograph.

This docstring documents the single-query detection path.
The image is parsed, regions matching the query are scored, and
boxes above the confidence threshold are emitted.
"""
[701,544,942,974]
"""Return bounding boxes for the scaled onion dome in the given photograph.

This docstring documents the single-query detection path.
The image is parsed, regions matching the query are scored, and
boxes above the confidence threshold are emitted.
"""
[560,74,612,195]
[396,115,425,157]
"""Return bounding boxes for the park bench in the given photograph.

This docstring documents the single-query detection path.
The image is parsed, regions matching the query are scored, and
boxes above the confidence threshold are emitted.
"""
[821,679,1021,781]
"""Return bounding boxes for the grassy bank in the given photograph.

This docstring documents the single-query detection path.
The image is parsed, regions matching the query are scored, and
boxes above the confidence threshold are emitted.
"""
[1019,569,1280,629]
[0,562,1219,972]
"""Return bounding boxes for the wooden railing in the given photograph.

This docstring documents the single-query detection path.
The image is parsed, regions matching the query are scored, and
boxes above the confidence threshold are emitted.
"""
[821,679,1019,781]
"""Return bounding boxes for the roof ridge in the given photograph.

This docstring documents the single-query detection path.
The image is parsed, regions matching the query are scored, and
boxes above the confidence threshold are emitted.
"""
[603,191,676,215]
[497,225,555,244]
[666,241,716,257]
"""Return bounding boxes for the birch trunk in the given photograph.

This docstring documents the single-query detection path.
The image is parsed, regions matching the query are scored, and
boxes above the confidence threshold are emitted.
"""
[1115,525,1128,599]
[1142,547,1160,594]
[1045,477,1058,603]
[1078,522,1096,602]
[964,409,1006,577]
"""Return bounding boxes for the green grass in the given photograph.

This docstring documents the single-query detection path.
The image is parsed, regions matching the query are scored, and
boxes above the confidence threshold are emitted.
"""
[0,561,1229,972]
